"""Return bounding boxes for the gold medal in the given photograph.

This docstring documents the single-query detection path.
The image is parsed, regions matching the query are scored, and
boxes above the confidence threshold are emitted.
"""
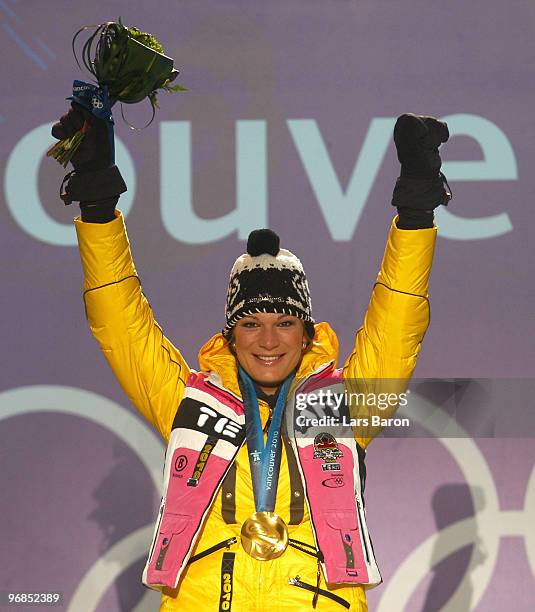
[240,511,289,560]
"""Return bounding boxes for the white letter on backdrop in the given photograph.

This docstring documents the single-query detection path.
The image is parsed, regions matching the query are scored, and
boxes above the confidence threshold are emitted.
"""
[4,123,135,246]
[287,118,395,241]
[436,113,516,240]
[160,121,267,244]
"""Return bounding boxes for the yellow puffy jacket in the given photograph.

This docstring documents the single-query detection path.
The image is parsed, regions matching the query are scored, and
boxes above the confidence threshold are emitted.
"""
[75,212,436,612]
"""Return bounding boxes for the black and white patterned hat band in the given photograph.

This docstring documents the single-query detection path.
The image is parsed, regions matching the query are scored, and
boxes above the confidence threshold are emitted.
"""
[223,229,315,340]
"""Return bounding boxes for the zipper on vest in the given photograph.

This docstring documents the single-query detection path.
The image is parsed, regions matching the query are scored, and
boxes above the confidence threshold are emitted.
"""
[288,576,350,609]
[148,498,165,564]
[356,499,370,564]
[187,537,238,565]
[287,538,323,562]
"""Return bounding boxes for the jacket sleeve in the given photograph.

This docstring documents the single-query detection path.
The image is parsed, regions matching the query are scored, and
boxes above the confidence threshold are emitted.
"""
[343,216,437,449]
[74,210,190,441]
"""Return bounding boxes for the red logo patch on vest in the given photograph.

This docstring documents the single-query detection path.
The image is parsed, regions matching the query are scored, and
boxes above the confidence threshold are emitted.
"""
[313,432,343,462]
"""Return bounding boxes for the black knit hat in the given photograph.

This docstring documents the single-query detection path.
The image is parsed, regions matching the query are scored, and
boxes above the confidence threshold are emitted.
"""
[223,229,315,340]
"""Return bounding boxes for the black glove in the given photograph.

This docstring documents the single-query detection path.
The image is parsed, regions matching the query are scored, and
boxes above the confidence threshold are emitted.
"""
[52,102,114,171]
[51,103,126,221]
[391,113,452,226]
[394,113,449,179]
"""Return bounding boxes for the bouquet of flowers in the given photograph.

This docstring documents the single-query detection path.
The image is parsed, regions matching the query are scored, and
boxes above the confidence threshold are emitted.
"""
[48,19,186,167]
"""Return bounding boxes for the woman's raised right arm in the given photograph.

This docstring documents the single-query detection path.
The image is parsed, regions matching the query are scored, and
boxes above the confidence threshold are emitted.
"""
[75,211,190,441]
[52,103,190,441]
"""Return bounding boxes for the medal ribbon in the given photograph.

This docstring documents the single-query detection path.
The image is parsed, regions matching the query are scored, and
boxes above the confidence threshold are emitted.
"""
[238,368,294,512]
[68,80,116,163]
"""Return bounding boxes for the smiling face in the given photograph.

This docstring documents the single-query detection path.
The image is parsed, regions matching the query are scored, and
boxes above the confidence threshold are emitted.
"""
[232,313,309,395]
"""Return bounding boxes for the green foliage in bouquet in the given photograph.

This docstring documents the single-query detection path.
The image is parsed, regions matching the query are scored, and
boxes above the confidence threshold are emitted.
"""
[74,18,186,108]
[48,20,186,169]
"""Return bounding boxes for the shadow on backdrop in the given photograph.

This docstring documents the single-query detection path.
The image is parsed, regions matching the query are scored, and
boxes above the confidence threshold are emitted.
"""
[422,484,486,612]
[88,441,155,611]
[410,379,496,438]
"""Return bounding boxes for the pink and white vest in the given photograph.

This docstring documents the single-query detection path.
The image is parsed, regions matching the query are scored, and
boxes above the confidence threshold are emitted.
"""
[142,362,382,590]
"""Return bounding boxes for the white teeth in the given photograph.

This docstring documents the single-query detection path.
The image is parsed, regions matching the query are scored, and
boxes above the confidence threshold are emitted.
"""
[256,355,282,362]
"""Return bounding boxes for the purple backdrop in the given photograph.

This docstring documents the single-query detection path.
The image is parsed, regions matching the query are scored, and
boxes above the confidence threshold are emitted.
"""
[1,1,534,610]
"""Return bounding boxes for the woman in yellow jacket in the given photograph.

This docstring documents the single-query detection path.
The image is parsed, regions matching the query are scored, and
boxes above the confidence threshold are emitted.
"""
[52,107,450,611]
